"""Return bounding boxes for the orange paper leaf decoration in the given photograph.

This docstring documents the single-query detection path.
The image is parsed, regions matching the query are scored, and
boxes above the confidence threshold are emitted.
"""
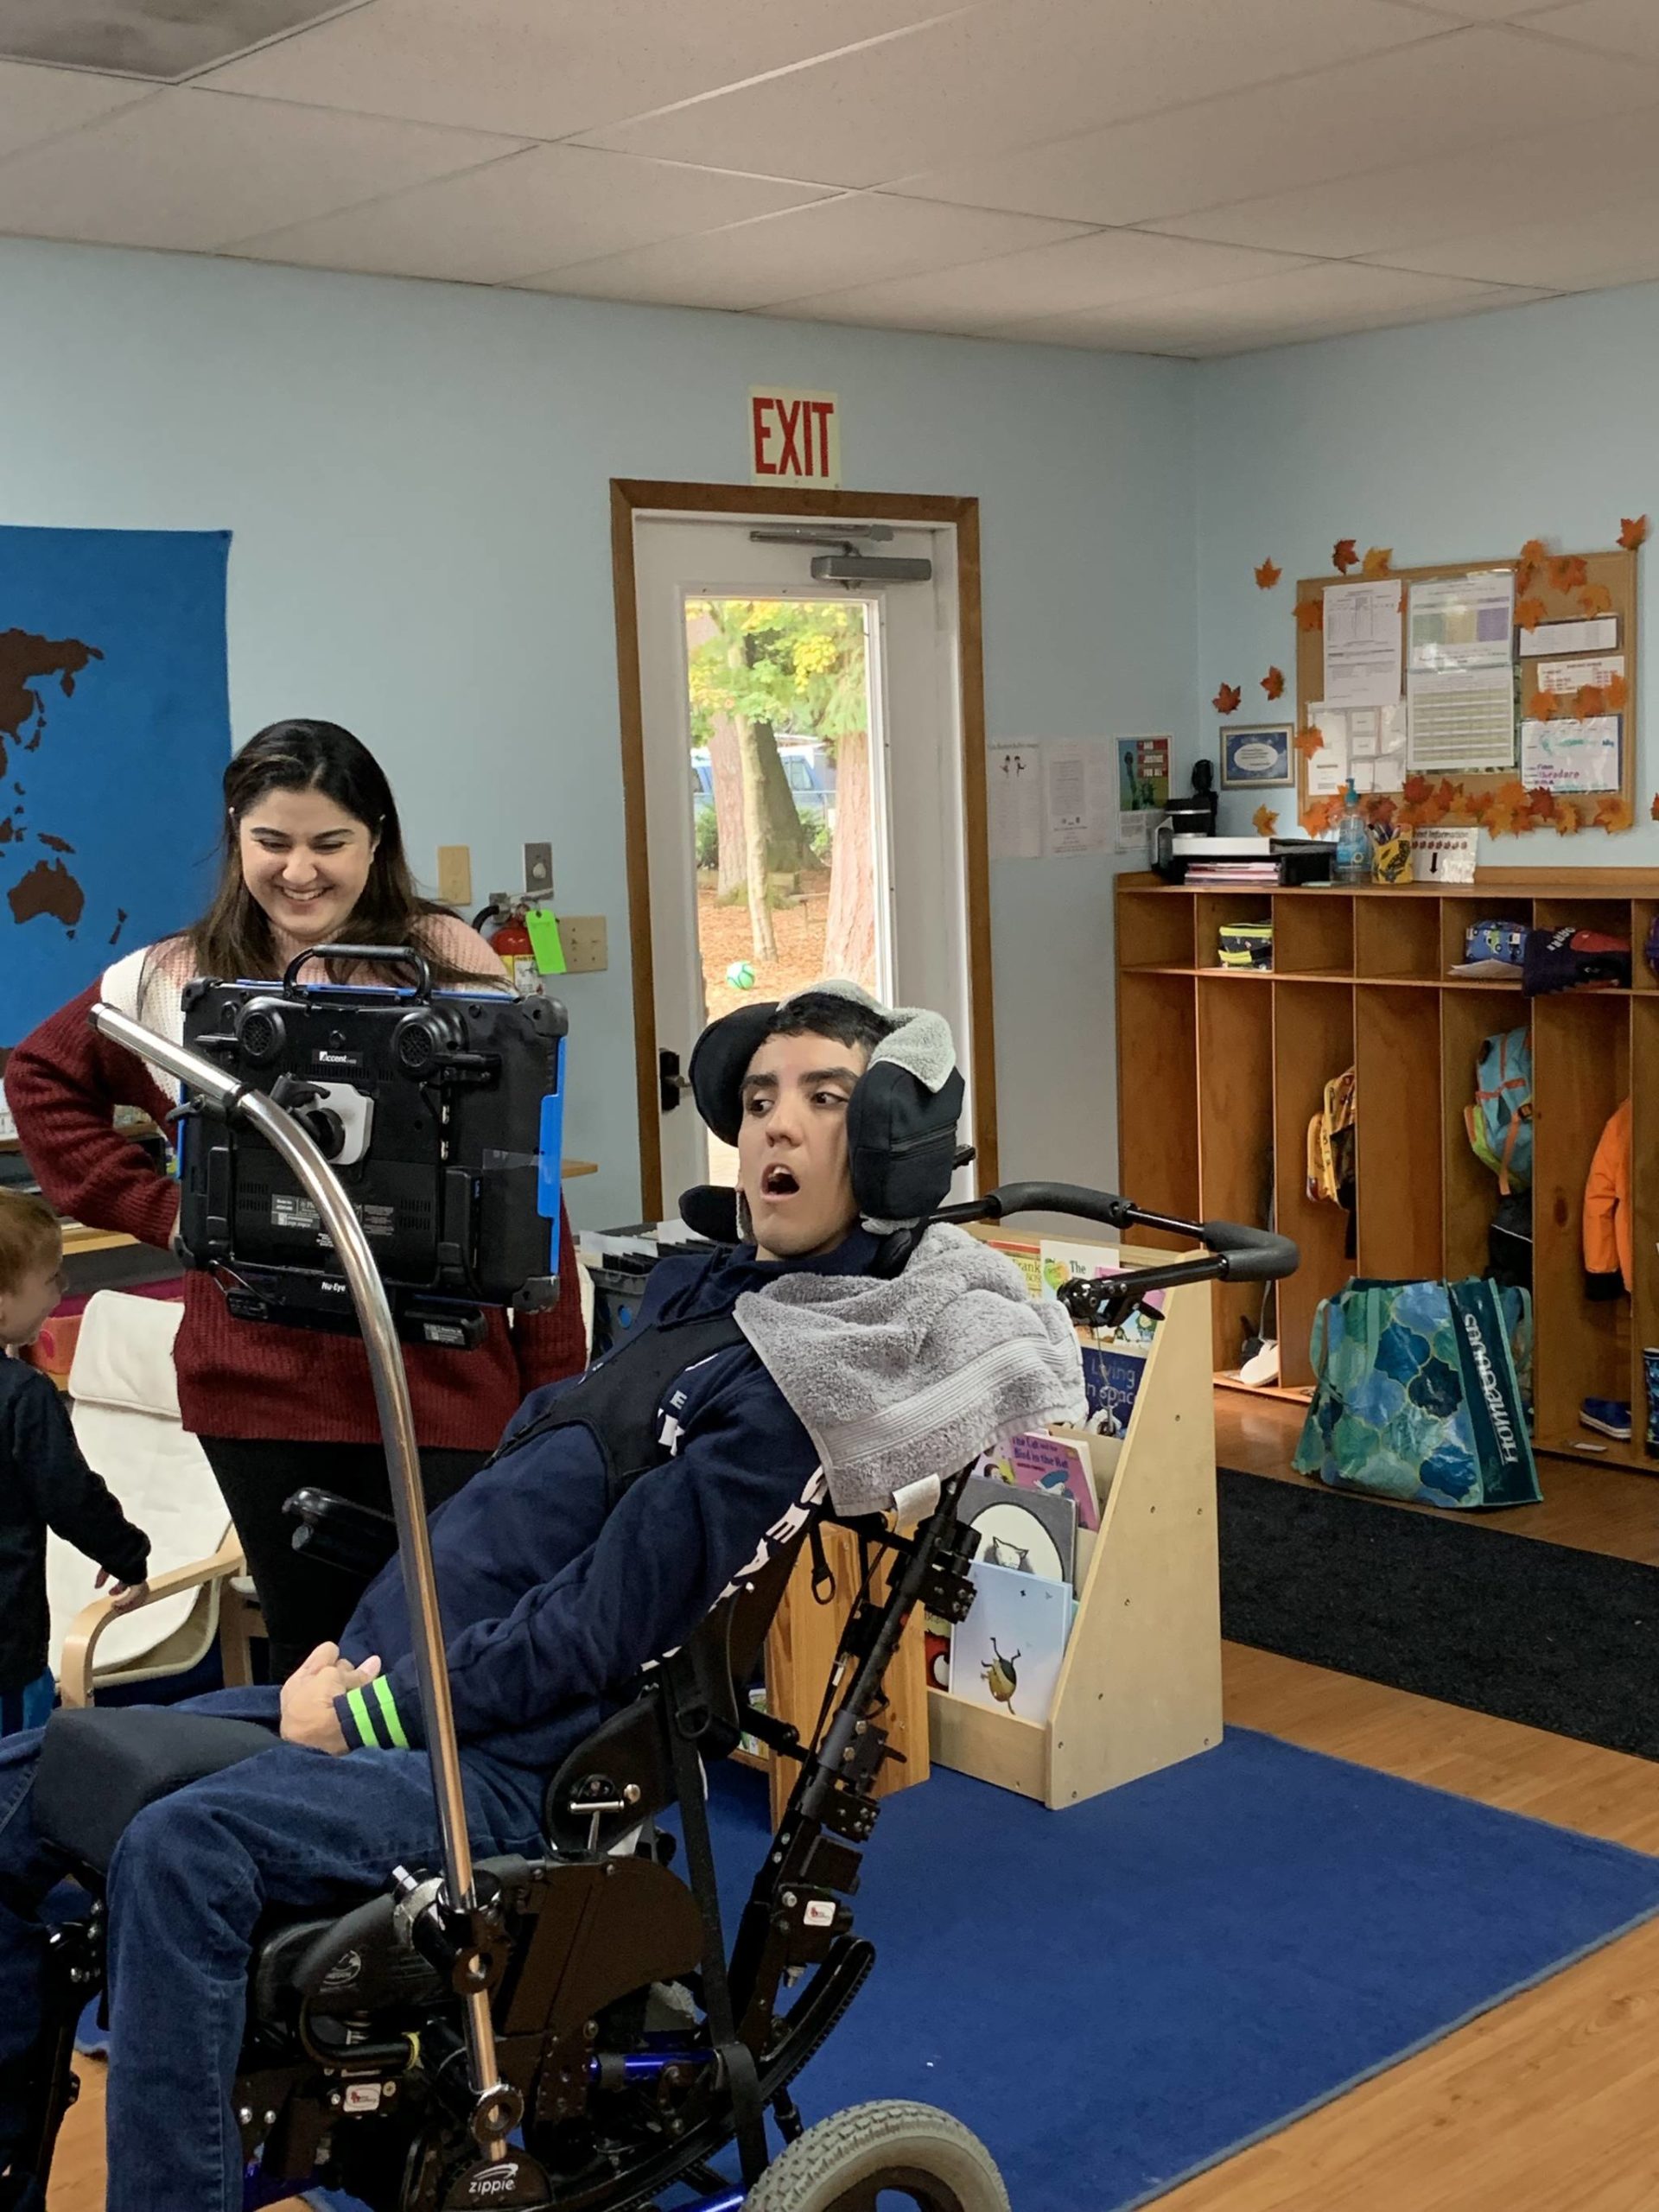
[1294,723,1325,759]
[1554,800,1582,836]
[1528,787,1558,823]
[1578,582,1613,616]
[1262,664,1285,700]
[1520,537,1548,563]
[1525,690,1558,721]
[1651,792,1659,823]
[1361,545,1392,578]
[1548,555,1588,594]
[1487,799,1522,837]
[1255,557,1281,589]
[1294,595,1324,633]
[1619,515,1649,551]
[1332,538,1358,574]
[1252,804,1279,837]
[1516,597,1547,632]
[1595,793,1634,833]
[1403,775,1433,805]
[1514,560,1537,599]
[1574,683,1607,720]
[1213,682,1242,715]
[1606,673,1630,711]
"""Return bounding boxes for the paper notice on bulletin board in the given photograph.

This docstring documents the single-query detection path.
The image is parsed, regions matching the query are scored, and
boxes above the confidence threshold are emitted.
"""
[1113,734,1170,856]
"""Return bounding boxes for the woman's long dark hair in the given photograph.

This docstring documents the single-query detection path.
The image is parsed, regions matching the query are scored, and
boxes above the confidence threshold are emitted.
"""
[187,720,470,983]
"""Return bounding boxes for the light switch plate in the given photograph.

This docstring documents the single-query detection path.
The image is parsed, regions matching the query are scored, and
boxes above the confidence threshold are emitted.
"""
[523,842,553,897]
[559,916,608,973]
[435,844,472,906]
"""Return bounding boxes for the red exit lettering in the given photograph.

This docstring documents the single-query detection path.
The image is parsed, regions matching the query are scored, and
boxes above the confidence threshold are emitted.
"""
[749,389,841,486]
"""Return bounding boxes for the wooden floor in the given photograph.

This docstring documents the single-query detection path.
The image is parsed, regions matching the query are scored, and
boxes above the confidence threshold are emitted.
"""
[47,1395,1659,2210]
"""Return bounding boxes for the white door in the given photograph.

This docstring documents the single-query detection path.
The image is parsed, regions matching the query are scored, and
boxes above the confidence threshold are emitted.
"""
[632,511,973,1211]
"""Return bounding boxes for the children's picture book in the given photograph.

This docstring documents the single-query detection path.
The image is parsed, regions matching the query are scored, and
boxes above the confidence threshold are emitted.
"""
[959,1471,1076,1585]
[1007,1430,1100,1533]
[950,1559,1072,1723]
[986,1236,1043,1300]
[1081,1345,1146,1439]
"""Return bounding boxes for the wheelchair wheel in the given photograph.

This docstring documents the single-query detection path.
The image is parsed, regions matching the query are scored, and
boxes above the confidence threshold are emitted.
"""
[742,2100,1008,2211]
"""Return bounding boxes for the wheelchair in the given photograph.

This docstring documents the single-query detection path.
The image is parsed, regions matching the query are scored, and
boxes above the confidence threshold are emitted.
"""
[12,1005,1296,2210]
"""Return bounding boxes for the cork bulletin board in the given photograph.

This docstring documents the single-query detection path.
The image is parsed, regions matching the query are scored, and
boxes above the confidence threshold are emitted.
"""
[1294,546,1637,834]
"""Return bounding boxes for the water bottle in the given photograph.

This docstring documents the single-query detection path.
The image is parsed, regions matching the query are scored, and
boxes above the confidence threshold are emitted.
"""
[1333,780,1370,886]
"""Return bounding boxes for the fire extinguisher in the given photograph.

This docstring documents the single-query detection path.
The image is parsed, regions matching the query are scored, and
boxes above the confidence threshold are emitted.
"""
[474,900,543,998]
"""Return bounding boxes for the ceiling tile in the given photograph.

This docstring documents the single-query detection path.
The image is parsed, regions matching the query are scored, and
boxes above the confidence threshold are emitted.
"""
[898,25,1659,227]
[771,229,1311,331]
[519,195,1087,308]
[202,0,961,143]
[0,88,521,252]
[1004,259,1537,342]
[1517,0,1659,60]
[0,60,149,160]
[579,0,1434,190]
[1382,0,1561,16]
[232,143,832,280]
[0,0,369,82]
[996,274,1548,355]
[1365,196,1659,286]
[1146,121,1659,257]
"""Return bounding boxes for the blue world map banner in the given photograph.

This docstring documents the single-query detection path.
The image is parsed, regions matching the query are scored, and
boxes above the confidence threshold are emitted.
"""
[0,525,231,1049]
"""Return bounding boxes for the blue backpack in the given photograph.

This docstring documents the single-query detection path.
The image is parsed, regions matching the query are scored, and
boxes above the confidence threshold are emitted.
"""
[1465,1027,1532,1195]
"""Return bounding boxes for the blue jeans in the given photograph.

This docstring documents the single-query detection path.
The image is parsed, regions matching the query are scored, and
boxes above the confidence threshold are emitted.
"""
[0,1685,549,2212]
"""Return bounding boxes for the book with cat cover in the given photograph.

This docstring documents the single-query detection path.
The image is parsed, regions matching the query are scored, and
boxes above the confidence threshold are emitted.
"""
[958,1470,1076,1586]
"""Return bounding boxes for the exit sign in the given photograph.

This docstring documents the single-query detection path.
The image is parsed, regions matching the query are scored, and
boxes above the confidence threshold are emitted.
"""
[749,387,841,486]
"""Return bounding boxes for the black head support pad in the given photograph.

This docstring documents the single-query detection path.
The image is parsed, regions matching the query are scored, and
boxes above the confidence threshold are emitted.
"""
[688,999,965,1224]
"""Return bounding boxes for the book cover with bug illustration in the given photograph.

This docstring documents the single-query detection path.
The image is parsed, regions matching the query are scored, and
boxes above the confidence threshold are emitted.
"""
[948,1559,1071,1723]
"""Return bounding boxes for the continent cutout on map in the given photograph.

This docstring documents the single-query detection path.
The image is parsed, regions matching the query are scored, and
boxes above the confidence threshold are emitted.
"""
[9,859,85,931]
[0,627,103,935]
[0,629,102,777]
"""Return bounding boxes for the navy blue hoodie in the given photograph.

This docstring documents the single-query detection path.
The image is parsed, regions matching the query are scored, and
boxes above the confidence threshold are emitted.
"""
[334,1231,879,1777]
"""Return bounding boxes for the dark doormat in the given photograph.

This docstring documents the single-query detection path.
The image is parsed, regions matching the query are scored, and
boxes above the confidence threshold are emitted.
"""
[1217,1466,1659,1761]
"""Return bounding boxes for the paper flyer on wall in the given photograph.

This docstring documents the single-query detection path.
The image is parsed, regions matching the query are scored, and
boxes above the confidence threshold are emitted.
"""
[988,744,1043,859]
[1322,578,1402,709]
[1042,740,1116,856]
[1406,570,1516,772]
[1115,734,1170,855]
[1519,716,1620,793]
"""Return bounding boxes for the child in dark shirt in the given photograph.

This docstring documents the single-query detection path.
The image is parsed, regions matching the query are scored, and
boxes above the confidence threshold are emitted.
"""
[0,1190,149,1732]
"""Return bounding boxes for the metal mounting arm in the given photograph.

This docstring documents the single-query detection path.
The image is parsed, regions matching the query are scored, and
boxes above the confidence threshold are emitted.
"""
[89,1002,517,2157]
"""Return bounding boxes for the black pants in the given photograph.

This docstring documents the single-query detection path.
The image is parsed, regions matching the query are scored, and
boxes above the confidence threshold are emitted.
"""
[198,1439,487,1681]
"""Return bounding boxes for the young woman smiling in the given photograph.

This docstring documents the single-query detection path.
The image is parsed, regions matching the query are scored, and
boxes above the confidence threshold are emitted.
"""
[5,721,586,1678]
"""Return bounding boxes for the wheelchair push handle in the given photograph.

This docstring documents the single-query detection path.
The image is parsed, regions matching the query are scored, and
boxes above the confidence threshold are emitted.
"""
[932,1179,1299,1300]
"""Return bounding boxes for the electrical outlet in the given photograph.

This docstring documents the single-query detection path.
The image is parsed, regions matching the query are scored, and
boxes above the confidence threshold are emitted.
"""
[435,845,472,906]
[523,842,553,897]
[558,916,608,973]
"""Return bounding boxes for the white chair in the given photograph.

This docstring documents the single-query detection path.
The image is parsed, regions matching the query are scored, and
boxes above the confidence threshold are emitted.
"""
[48,1291,255,1707]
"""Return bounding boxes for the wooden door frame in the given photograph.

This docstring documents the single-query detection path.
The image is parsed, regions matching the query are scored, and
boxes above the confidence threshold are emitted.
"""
[610,477,997,1221]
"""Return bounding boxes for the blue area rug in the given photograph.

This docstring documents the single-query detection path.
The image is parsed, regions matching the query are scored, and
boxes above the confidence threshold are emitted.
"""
[310,1728,1659,2211]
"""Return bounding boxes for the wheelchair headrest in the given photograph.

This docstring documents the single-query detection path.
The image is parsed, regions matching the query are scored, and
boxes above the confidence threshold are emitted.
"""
[688,983,965,1229]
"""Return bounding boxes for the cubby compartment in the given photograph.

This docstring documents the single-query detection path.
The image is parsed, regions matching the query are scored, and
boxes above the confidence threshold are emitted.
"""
[1531,896,1637,993]
[1273,892,1353,978]
[1116,887,1194,971]
[1355,893,1441,981]
[1355,988,1443,1280]
[1632,899,1659,993]
[1196,977,1276,1372]
[1439,893,1531,982]
[1440,989,1529,1282]
[1195,893,1274,971]
[1630,1001,1659,1458]
[1273,982,1356,1389]
[1531,994,1630,1458]
[1116,971,1199,1230]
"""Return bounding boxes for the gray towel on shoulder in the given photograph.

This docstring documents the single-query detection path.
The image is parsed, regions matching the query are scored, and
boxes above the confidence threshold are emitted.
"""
[735,1224,1086,1516]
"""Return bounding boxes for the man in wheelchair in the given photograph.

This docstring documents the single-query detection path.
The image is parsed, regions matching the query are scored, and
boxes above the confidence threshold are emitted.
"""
[0,982,1090,2212]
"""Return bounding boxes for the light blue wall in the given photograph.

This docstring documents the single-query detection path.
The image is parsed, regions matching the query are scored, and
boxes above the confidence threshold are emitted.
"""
[0,237,1198,1222]
[1195,285,1659,855]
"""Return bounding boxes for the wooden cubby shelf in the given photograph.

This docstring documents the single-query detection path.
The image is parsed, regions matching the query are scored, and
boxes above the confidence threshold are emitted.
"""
[1116,868,1656,1474]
